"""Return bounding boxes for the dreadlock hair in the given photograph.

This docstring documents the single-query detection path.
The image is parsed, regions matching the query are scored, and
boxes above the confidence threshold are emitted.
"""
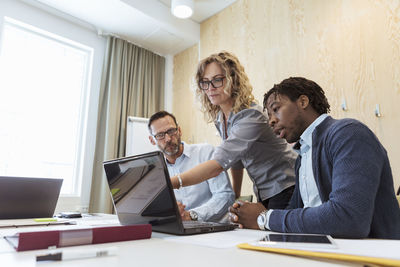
[263,77,330,115]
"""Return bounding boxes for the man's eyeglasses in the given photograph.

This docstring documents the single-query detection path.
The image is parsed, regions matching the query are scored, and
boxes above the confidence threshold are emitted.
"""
[199,76,225,90]
[152,127,178,140]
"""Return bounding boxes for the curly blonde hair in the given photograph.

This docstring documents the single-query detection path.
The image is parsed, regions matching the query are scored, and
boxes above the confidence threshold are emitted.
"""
[195,51,256,123]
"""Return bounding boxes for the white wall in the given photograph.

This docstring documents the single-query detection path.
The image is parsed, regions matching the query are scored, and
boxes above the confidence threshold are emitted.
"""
[0,0,106,212]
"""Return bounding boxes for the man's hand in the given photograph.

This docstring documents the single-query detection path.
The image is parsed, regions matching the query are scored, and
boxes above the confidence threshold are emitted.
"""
[177,202,191,221]
[229,201,266,229]
[181,210,191,221]
[177,201,186,214]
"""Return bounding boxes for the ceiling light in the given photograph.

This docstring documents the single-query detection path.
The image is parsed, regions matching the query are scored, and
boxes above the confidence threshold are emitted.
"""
[171,0,194,19]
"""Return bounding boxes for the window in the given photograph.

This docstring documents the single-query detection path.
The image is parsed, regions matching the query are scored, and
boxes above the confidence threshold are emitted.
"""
[0,18,93,201]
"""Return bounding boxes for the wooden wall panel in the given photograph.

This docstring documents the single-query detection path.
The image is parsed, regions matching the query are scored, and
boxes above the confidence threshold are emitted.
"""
[173,0,400,195]
[172,44,198,143]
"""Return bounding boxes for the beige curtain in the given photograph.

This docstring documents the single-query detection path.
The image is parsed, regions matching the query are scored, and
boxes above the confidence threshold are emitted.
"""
[89,36,165,213]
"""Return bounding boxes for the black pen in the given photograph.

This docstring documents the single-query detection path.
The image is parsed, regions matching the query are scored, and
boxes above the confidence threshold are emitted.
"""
[36,247,118,261]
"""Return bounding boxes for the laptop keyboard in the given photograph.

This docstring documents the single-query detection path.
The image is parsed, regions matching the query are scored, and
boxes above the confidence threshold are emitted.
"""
[182,221,223,229]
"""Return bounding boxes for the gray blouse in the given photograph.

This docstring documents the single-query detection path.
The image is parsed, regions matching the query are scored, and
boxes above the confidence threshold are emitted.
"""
[212,104,296,201]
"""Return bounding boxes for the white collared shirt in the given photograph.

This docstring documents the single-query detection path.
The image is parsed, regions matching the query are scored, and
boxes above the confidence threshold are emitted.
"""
[166,142,235,222]
[294,114,328,207]
[265,114,328,230]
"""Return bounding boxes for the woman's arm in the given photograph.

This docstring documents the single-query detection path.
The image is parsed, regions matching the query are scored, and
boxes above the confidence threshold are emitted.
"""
[230,168,244,199]
[170,160,223,189]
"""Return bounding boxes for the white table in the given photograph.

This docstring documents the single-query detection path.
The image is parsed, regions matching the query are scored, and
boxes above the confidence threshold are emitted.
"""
[0,214,395,267]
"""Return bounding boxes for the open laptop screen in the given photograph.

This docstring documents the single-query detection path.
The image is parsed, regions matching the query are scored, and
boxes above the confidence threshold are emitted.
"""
[0,176,62,219]
[104,151,184,234]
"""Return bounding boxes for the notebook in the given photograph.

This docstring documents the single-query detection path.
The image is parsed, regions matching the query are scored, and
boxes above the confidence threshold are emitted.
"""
[0,176,63,219]
[103,151,237,235]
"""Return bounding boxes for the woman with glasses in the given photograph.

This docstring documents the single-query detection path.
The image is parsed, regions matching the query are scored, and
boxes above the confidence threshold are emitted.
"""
[170,51,297,222]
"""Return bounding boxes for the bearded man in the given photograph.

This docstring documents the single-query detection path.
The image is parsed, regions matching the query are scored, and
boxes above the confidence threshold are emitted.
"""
[148,111,234,222]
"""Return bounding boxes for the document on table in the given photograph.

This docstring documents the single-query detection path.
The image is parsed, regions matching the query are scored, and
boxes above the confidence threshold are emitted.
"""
[245,238,400,259]
[158,229,266,248]
[0,218,74,228]
[327,239,400,260]
[238,238,400,267]
[0,238,14,254]
[158,228,400,265]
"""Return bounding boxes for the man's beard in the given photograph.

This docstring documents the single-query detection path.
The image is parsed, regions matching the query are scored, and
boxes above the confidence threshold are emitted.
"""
[159,138,180,156]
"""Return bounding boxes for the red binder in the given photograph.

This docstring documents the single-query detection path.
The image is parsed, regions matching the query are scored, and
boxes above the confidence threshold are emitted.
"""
[5,224,152,251]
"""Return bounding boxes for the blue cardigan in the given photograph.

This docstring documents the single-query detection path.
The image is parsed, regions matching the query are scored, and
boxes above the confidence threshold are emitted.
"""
[269,116,400,239]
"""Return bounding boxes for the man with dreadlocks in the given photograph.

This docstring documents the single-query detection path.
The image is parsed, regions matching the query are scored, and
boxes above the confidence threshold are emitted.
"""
[230,77,400,239]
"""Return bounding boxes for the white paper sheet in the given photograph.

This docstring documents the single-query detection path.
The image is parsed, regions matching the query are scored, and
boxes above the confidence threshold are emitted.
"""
[157,229,400,261]
[157,229,266,248]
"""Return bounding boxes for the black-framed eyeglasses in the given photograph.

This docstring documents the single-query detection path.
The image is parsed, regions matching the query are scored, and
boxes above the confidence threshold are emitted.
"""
[199,76,225,90]
[152,127,178,140]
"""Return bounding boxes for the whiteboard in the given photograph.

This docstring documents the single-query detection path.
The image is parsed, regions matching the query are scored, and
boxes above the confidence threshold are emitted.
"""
[126,116,158,156]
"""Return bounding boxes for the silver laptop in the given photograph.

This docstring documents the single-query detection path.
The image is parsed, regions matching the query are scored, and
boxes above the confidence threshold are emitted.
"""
[0,176,63,219]
[103,151,237,235]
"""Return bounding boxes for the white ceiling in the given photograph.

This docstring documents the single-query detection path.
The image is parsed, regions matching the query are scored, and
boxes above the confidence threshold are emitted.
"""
[24,0,237,56]
[157,0,236,24]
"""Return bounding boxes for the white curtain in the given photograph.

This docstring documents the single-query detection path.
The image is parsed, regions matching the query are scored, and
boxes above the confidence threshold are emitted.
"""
[90,36,165,213]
